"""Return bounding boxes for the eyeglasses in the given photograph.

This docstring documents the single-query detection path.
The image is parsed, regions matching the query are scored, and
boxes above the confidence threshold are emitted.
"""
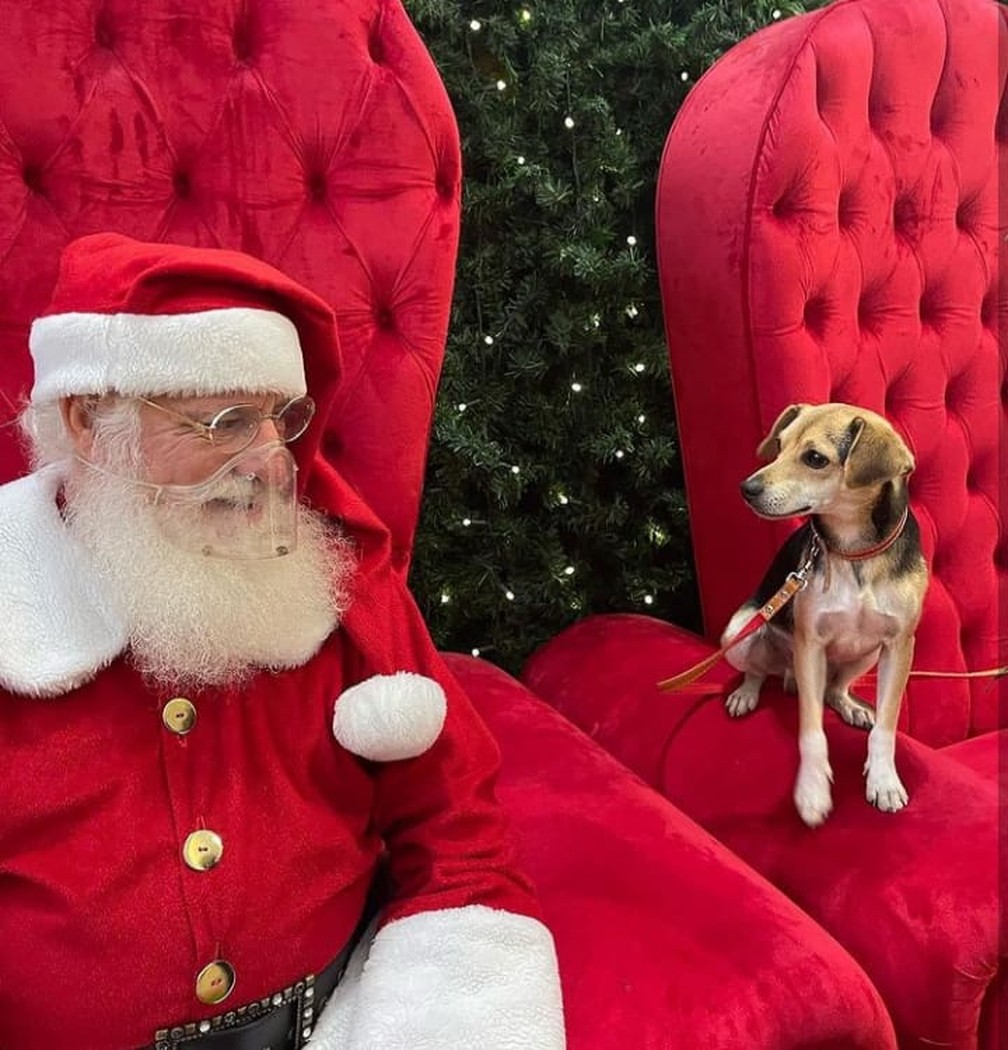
[137,395,316,455]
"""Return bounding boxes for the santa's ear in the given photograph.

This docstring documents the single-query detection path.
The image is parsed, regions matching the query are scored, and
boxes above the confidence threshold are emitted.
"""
[843,417,915,488]
[756,404,806,461]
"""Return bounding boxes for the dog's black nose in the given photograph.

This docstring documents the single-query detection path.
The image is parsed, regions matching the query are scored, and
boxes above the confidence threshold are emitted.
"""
[740,476,764,500]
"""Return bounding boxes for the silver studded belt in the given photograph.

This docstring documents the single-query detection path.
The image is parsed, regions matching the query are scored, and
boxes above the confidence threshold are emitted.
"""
[151,948,346,1050]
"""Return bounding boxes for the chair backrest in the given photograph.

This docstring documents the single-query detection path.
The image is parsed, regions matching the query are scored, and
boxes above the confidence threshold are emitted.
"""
[0,0,460,577]
[657,0,1005,744]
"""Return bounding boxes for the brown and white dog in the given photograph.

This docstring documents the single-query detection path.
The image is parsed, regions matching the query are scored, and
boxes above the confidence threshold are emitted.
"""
[722,403,927,827]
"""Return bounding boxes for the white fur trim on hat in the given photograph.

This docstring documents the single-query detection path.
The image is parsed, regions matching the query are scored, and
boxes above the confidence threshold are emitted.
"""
[310,905,565,1050]
[29,308,307,401]
[333,672,447,762]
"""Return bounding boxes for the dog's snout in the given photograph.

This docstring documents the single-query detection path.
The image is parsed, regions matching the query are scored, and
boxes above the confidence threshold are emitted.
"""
[740,476,764,501]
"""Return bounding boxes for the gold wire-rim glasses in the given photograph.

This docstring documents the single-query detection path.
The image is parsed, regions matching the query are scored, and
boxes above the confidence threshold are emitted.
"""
[136,395,316,455]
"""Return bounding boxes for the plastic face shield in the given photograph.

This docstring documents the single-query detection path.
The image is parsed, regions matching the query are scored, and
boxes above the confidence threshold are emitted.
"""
[146,443,300,560]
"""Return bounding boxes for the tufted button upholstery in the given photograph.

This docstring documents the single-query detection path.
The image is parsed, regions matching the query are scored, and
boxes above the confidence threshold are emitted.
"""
[0,0,461,574]
[658,0,1004,743]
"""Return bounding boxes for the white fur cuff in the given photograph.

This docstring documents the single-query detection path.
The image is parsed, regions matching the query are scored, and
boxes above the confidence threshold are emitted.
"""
[310,906,566,1049]
[332,672,447,761]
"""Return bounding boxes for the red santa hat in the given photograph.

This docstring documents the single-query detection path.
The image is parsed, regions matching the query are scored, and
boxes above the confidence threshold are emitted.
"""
[28,233,341,475]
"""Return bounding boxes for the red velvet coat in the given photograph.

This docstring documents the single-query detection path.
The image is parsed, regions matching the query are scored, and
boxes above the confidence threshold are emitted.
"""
[0,467,558,1050]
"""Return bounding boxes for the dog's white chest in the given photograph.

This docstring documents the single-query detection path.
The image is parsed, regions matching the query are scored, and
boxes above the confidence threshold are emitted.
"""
[798,566,901,661]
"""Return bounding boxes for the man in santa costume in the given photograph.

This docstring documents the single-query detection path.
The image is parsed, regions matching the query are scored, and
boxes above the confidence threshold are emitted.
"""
[0,233,565,1050]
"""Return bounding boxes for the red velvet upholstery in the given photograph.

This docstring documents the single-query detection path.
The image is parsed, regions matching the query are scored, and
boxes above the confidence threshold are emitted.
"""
[657,0,1005,743]
[0,0,458,575]
[0,2,909,1047]
[524,0,1005,1046]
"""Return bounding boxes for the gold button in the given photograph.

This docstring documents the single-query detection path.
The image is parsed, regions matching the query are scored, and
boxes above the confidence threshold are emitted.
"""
[182,830,224,871]
[195,959,235,1004]
[162,698,196,735]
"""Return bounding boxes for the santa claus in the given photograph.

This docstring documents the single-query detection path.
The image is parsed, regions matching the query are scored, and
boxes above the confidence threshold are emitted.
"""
[0,233,565,1049]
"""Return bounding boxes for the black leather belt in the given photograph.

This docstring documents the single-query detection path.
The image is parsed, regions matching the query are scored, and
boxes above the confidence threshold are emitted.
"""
[149,886,381,1050]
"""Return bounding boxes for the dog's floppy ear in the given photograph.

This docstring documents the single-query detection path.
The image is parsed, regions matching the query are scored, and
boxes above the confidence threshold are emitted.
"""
[843,416,915,487]
[756,404,806,460]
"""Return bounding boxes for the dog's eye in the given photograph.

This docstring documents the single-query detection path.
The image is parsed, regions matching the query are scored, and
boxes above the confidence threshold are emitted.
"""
[802,449,831,469]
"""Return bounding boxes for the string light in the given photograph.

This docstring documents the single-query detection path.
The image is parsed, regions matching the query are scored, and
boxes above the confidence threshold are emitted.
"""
[571,381,583,393]
[440,592,451,604]
[517,155,526,165]
[563,565,575,576]
[557,492,569,505]
[470,19,481,30]
[471,647,481,657]
[644,595,655,606]
[634,362,645,373]
[520,9,532,22]
[511,465,521,474]
[484,335,494,345]
[637,413,646,424]
[772,9,782,19]
[505,590,516,601]
[564,116,575,129]
[496,80,507,91]
[625,304,639,318]
[462,517,472,527]
[615,450,625,459]
[680,71,689,82]
[626,235,637,247]
[457,402,468,412]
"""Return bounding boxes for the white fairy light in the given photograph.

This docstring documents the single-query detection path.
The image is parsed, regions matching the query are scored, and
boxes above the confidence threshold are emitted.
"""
[615,450,625,459]
[470,19,482,30]
[634,362,645,373]
[484,335,494,345]
[521,9,532,22]
[680,71,689,82]
[564,565,575,576]
[505,590,516,601]
[517,155,526,165]
[644,595,655,606]
[511,465,521,474]
[462,517,472,527]
[637,413,646,424]
[564,116,575,129]
[440,592,451,604]
[772,9,782,19]
[457,402,467,412]
[571,381,583,393]
[626,235,637,247]
[557,492,569,505]
[471,647,481,657]
[625,304,639,318]
[496,80,507,91]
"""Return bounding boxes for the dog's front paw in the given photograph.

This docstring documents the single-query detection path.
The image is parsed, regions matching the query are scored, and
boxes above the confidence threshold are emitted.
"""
[794,762,834,827]
[864,760,909,812]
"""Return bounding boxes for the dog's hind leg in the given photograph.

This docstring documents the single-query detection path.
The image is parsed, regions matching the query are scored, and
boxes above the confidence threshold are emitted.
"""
[726,671,765,717]
[722,610,788,718]
[825,652,878,730]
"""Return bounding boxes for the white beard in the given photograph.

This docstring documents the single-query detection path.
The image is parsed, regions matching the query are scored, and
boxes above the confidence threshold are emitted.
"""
[63,467,354,688]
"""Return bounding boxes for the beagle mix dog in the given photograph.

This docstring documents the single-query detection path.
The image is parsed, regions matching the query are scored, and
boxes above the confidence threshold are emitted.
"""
[722,403,927,827]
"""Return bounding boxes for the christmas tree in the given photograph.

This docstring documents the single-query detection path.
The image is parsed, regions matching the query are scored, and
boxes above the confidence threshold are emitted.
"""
[408,0,822,674]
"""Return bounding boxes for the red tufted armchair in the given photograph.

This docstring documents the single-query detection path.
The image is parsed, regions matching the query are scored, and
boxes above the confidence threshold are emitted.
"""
[526,0,1005,1047]
[0,1,912,1048]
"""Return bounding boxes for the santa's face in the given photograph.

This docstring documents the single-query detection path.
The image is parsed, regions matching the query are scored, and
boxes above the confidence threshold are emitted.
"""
[57,392,350,687]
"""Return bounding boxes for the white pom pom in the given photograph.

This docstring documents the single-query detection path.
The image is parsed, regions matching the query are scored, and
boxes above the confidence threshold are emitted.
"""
[333,672,447,762]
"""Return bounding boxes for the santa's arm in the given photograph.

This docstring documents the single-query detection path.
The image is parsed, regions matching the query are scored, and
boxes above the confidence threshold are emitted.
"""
[313,578,565,1050]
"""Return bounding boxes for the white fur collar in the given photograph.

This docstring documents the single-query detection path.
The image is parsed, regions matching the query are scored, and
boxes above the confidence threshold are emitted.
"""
[0,466,127,698]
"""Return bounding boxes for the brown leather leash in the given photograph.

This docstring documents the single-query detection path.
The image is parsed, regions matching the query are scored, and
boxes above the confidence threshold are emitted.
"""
[657,536,820,693]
